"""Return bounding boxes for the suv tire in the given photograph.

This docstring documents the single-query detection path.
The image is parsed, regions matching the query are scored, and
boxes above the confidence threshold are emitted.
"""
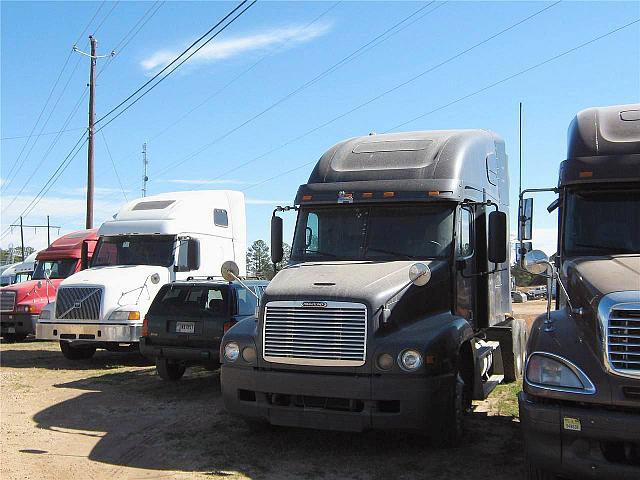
[59,341,96,360]
[156,358,186,381]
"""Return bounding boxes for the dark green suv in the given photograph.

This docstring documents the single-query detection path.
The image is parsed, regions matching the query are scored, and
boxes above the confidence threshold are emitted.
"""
[140,278,268,381]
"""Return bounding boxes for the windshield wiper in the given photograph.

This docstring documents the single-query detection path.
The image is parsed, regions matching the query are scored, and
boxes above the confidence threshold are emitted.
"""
[365,247,417,260]
[305,249,338,258]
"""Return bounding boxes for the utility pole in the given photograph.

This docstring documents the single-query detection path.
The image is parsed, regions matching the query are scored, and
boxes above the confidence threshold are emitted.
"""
[73,37,114,229]
[142,143,149,197]
[9,218,61,258]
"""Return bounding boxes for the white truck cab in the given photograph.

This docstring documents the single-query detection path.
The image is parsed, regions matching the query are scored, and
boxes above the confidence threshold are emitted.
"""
[37,190,246,359]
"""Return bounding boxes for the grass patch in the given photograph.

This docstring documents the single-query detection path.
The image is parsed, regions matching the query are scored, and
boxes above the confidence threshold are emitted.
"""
[491,381,521,418]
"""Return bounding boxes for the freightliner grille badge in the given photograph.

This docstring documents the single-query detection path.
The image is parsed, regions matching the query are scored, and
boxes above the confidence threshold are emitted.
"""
[302,301,327,308]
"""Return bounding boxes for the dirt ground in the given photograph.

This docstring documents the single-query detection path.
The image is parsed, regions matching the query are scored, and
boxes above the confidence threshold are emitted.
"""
[1,301,546,480]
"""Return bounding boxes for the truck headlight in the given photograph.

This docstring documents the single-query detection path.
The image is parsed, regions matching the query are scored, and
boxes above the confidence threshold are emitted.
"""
[18,304,36,313]
[108,310,141,321]
[39,308,51,320]
[224,342,240,362]
[398,349,423,371]
[526,352,596,394]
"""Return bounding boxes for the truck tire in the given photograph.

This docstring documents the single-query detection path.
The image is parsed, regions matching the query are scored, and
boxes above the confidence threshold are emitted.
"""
[2,333,27,342]
[156,358,186,381]
[439,373,465,447]
[503,318,527,383]
[59,341,96,360]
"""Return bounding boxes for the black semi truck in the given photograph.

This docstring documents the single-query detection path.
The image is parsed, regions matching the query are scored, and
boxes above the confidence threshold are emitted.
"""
[518,104,640,479]
[221,129,527,443]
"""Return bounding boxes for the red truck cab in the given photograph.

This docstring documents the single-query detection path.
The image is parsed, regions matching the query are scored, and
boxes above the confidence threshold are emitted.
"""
[0,229,97,341]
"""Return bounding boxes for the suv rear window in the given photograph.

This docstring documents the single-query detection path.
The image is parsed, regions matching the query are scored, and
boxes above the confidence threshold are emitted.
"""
[149,285,229,317]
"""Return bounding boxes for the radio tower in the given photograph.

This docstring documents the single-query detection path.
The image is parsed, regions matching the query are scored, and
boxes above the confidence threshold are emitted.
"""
[142,143,148,197]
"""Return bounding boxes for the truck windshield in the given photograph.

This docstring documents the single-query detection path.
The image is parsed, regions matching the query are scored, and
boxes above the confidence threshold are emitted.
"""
[91,235,176,267]
[564,189,640,256]
[32,259,78,280]
[148,285,229,317]
[291,204,454,261]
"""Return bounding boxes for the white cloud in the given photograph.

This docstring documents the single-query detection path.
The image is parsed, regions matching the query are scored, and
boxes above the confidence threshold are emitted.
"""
[141,22,332,72]
[245,198,289,205]
[165,179,248,185]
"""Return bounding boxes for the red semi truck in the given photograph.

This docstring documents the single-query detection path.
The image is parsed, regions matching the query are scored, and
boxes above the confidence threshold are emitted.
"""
[0,229,98,341]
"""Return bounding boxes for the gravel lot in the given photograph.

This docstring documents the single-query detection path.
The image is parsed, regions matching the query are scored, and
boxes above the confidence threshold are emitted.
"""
[0,302,546,480]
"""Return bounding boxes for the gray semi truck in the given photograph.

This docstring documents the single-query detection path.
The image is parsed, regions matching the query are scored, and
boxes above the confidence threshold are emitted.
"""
[221,129,527,443]
[518,104,640,479]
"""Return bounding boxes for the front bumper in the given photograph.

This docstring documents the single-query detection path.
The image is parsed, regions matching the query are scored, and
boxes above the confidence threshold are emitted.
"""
[221,364,451,432]
[1,313,38,336]
[139,337,219,364]
[36,321,142,344]
[519,392,640,479]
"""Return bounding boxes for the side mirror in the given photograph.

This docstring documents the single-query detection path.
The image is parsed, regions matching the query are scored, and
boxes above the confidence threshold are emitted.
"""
[515,241,532,263]
[523,250,549,275]
[81,240,90,270]
[518,197,533,241]
[187,239,200,271]
[271,215,283,264]
[488,211,507,264]
[409,263,431,286]
[221,260,240,282]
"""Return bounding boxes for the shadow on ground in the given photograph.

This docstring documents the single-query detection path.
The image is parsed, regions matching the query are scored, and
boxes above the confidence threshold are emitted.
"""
[0,343,152,370]
[30,367,524,480]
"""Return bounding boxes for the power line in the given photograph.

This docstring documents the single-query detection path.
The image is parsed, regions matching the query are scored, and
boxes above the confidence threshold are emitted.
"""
[94,0,253,127]
[152,0,445,179]
[1,127,85,141]
[100,131,128,202]
[193,1,560,184]
[241,17,639,192]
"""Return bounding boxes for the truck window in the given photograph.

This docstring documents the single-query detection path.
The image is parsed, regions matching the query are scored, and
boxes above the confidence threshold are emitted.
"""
[91,235,176,267]
[32,259,78,280]
[214,209,228,227]
[457,208,473,257]
[236,287,258,316]
[149,285,228,317]
[564,189,639,256]
[292,205,454,261]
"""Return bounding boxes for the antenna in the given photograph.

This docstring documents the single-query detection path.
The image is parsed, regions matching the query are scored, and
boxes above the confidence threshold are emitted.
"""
[142,143,148,197]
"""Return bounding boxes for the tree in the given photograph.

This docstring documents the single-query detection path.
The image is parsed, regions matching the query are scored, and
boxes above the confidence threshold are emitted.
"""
[246,240,271,279]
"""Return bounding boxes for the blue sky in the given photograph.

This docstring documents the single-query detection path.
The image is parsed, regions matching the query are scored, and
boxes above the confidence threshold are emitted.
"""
[1,1,639,257]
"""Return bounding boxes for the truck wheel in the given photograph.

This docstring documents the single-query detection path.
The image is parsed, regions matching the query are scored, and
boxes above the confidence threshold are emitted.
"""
[439,373,465,447]
[2,333,27,342]
[503,318,527,383]
[59,341,96,360]
[156,358,186,381]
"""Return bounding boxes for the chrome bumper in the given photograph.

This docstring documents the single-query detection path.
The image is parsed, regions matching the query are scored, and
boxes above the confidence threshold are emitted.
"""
[36,321,142,343]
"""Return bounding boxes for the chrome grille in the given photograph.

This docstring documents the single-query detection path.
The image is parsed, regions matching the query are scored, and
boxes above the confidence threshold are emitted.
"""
[607,306,640,377]
[1,291,16,312]
[55,287,102,320]
[263,301,367,367]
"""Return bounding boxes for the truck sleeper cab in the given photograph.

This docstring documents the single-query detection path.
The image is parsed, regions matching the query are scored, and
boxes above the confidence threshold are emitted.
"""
[1,230,97,342]
[221,130,526,442]
[140,278,268,380]
[37,190,247,360]
[518,104,640,479]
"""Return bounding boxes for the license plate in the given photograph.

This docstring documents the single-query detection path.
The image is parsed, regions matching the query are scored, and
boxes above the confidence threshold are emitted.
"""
[7,327,16,333]
[563,417,581,431]
[176,322,195,334]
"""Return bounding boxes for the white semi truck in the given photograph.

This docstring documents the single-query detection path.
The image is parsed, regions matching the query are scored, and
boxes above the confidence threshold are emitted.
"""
[37,190,246,360]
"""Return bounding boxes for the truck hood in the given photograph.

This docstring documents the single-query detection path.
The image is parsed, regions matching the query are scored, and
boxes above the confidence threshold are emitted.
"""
[563,255,640,310]
[1,278,62,307]
[265,259,448,313]
[58,265,171,320]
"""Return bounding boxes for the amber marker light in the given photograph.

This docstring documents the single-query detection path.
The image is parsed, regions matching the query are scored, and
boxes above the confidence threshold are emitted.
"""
[383,191,395,198]
[428,191,440,197]
[362,192,374,199]
[579,171,593,178]
[302,195,313,201]
[128,311,141,321]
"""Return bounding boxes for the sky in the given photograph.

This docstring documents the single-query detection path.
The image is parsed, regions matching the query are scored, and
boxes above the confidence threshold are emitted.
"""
[1,0,639,259]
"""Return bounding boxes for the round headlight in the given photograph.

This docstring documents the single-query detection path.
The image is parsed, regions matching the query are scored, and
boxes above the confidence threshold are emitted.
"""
[224,342,240,362]
[377,353,394,370]
[399,350,423,371]
[242,346,257,363]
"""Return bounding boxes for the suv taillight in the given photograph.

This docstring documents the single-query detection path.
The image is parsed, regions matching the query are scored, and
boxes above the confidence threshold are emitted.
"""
[223,320,237,333]
[141,316,149,337]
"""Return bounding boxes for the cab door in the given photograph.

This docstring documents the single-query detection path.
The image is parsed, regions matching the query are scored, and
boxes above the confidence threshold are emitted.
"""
[455,206,476,326]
